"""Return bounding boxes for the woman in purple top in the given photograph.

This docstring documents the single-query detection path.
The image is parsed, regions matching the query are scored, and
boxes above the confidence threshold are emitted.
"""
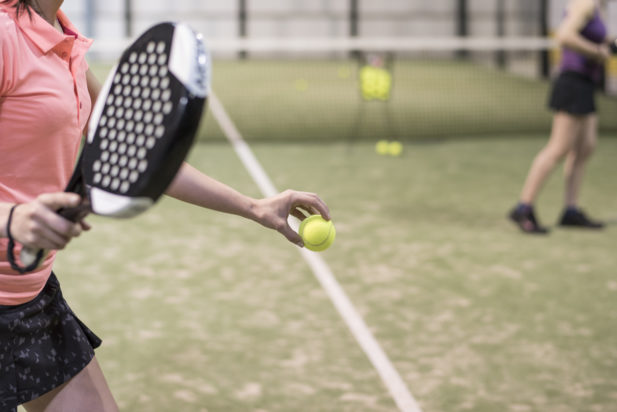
[509,0,613,234]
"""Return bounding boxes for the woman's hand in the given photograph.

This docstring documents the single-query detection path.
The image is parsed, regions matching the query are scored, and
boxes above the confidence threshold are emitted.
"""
[7,193,90,250]
[593,43,611,63]
[252,190,331,246]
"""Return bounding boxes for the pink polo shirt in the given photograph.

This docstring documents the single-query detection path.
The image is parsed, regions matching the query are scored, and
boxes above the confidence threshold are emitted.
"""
[0,3,93,305]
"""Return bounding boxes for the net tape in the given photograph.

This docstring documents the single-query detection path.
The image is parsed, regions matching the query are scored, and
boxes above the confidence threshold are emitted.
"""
[89,36,556,60]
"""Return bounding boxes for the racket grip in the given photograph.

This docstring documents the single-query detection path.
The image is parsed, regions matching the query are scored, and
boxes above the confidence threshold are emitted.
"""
[611,38,617,55]
[18,203,90,270]
[19,247,48,269]
[58,203,91,222]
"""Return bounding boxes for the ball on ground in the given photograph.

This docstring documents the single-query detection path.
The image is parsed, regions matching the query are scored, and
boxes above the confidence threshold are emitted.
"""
[375,140,390,155]
[388,141,403,156]
[299,215,336,252]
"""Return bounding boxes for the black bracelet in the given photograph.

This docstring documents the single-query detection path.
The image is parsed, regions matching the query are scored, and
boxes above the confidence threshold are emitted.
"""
[5,204,19,242]
[6,204,43,274]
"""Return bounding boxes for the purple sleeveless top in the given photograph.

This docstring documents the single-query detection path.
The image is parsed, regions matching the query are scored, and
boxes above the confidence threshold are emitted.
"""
[560,5,607,83]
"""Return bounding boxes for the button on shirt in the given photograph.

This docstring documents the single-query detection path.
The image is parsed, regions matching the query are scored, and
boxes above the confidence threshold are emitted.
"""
[0,4,93,305]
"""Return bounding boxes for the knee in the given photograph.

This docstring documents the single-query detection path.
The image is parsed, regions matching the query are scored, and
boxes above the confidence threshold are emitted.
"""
[537,145,567,168]
[571,139,597,164]
[580,139,597,159]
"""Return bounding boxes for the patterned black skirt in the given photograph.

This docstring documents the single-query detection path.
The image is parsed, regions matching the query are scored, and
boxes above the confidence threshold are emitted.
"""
[0,273,102,411]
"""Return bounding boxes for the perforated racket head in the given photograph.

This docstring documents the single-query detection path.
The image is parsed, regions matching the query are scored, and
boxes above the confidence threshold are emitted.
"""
[83,22,209,217]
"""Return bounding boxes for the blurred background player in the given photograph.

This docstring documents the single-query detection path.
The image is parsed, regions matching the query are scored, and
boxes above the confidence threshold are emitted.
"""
[509,0,612,234]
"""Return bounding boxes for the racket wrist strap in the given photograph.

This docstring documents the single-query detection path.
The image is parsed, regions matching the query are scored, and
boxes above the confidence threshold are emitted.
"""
[6,204,43,274]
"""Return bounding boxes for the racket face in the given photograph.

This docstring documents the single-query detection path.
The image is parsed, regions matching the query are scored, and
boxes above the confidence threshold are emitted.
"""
[83,22,209,217]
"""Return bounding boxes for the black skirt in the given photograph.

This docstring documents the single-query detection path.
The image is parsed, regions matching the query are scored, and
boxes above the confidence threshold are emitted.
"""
[548,71,597,115]
[0,273,102,411]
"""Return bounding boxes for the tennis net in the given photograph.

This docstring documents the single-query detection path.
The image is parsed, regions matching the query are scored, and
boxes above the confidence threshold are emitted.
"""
[88,36,617,142]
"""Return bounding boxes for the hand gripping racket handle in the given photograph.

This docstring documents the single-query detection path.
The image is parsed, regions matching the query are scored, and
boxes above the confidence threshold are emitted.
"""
[18,203,91,270]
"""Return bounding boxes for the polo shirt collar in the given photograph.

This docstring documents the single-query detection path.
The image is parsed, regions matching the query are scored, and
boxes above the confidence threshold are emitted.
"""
[9,5,92,55]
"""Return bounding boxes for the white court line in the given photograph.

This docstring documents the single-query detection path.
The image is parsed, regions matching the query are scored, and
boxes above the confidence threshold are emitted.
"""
[209,91,423,412]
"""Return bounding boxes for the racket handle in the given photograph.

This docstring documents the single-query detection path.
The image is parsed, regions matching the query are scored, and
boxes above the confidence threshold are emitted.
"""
[57,203,91,222]
[18,203,91,270]
[611,38,617,55]
[19,247,48,269]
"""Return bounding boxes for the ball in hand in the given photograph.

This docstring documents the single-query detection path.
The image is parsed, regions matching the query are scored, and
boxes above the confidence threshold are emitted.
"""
[299,215,336,252]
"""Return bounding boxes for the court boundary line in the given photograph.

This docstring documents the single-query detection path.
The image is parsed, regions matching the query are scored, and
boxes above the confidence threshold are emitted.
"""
[209,91,422,412]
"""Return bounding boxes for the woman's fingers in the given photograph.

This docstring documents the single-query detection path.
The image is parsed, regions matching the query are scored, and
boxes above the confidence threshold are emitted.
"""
[286,190,331,220]
[10,193,86,250]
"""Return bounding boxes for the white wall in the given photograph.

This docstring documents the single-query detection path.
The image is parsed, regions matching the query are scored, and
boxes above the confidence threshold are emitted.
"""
[61,0,575,42]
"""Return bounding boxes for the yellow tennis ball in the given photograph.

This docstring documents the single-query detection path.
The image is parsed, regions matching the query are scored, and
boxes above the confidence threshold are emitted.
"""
[376,140,390,155]
[360,66,392,100]
[295,79,308,92]
[338,66,351,79]
[299,215,336,252]
[389,141,403,156]
[374,69,392,100]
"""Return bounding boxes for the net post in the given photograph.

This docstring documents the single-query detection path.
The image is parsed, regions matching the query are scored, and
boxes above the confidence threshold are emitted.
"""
[539,0,550,79]
[456,0,469,59]
[349,0,360,59]
[349,0,359,37]
[124,0,132,38]
[495,0,506,69]
[238,0,248,59]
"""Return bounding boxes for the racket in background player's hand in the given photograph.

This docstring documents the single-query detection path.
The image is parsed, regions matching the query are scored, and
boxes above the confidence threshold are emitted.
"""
[9,22,210,273]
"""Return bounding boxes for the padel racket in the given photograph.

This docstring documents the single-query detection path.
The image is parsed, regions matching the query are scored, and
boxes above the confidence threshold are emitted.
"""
[11,22,210,273]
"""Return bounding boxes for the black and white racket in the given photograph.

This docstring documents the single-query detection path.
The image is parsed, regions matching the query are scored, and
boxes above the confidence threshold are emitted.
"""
[11,22,210,272]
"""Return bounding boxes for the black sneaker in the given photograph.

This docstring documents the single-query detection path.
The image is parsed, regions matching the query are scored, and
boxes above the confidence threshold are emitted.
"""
[558,208,604,229]
[509,206,549,234]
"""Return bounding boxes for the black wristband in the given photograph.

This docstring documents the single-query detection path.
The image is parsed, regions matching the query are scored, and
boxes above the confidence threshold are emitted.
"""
[6,204,43,274]
[5,204,19,242]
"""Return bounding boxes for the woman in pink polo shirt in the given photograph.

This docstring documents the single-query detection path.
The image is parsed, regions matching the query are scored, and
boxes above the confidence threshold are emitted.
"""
[0,1,331,410]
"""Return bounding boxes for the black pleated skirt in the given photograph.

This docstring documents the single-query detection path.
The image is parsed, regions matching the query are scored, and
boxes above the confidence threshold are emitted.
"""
[548,71,597,115]
[0,273,102,411]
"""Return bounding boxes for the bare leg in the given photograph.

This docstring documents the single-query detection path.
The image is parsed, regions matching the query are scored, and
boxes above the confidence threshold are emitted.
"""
[563,114,597,207]
[23,357,118,412]
[519,112,584,204]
